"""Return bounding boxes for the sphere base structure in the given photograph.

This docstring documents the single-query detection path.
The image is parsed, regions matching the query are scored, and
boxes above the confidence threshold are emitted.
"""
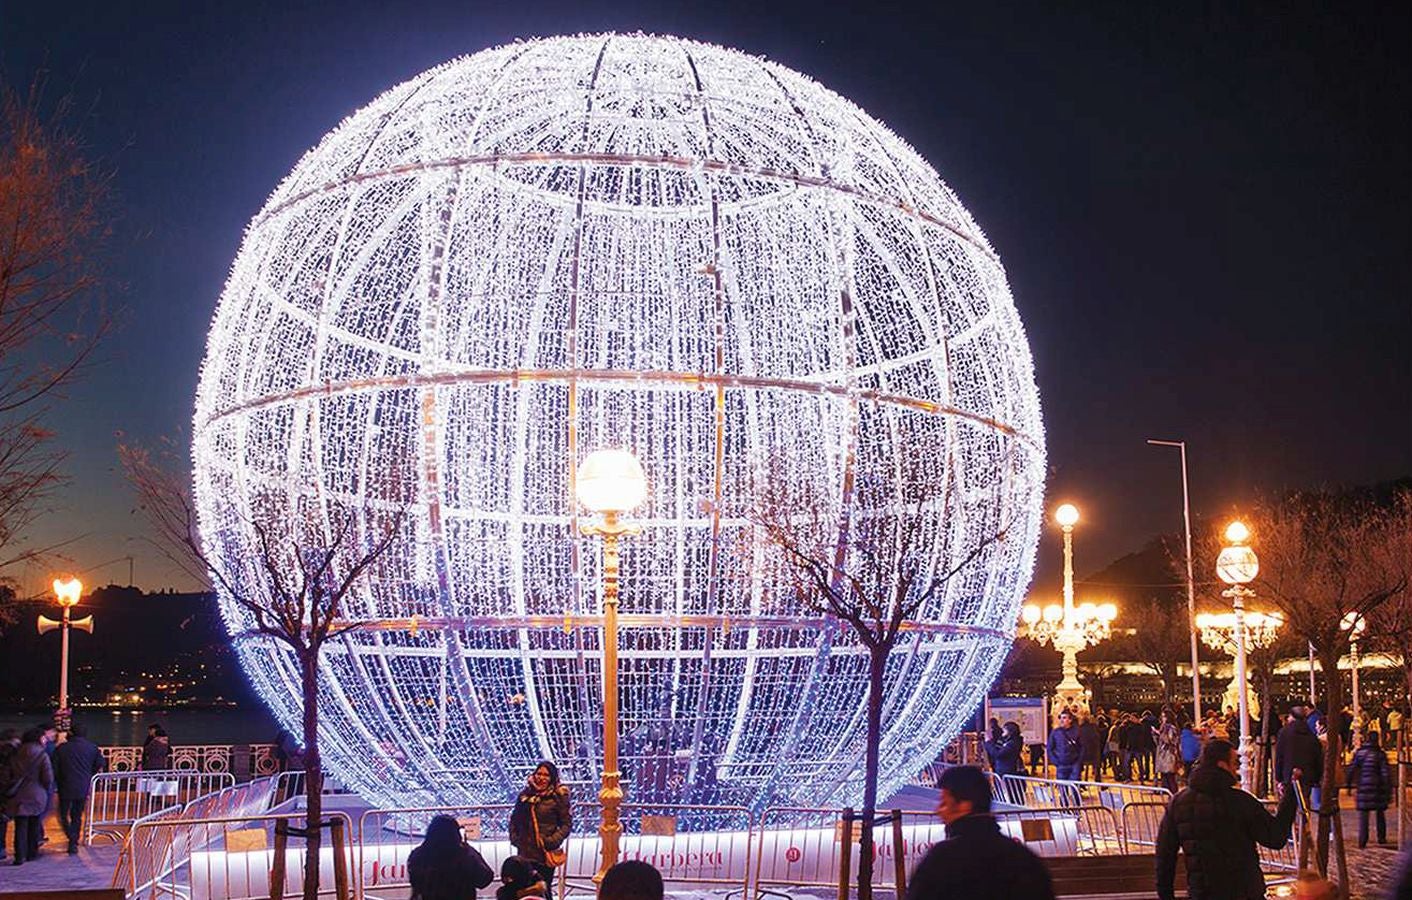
[192,33,1046,825]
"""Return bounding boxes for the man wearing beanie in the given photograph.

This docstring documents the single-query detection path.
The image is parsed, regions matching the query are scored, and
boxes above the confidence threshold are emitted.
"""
[1156,739,1298,900]
[906,765,1055,900]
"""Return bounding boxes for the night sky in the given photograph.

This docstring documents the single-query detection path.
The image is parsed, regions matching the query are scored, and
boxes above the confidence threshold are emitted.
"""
[3,2,1408,596]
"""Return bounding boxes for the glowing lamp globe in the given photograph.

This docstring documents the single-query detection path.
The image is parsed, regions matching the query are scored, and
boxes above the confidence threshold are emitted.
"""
[576,450,647,514]
[192,34,1046,820]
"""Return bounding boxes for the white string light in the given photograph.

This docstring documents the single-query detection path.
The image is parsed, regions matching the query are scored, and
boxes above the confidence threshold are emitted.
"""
[192,33,1046,824]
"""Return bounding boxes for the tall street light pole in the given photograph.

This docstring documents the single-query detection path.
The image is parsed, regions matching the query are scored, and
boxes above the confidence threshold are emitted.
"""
[1215,521,1260,792]
[1147,439,1203,728]
[1341,612,1367,746]
[37,576,92,724]
[574,448,647,883]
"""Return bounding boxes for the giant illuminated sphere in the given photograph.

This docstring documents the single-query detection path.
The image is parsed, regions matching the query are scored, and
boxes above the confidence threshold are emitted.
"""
[193,33,1046,820]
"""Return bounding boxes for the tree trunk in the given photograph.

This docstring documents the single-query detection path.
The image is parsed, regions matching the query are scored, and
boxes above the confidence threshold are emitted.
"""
[301,651,324,900]
[856,645,886,900]
[1257,675,1274,797]
[1315,649,1345,892]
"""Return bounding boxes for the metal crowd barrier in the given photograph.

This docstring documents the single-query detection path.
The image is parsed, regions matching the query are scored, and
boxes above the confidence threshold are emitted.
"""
[996,773,1173,812]
[87,769,236,844]
[118,809,356,900]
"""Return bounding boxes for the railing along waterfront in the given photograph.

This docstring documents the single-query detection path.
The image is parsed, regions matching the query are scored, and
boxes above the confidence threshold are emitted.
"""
[101,742,279,777]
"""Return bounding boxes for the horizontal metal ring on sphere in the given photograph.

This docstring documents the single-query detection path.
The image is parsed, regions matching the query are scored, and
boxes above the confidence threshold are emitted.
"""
[198,366,1036,445]
[254,149,998,261]
[286,612,1014,639]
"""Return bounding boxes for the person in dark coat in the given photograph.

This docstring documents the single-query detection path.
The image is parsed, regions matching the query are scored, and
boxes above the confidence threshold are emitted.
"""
[1156,739,1297,900]
[1046,711,1082,780]
[52,720,105,853]
[906,765,1055,900]
[1344,731,1392,848]
[3,727,55,865]
[508,761,572,897]
[1078,715,1103,783]
[141,724,171,770]
[53,722,107,854]
[1274,706,1323,802]
[985,722,1024,777]
[407,814,494,900]
[0,729,18,861]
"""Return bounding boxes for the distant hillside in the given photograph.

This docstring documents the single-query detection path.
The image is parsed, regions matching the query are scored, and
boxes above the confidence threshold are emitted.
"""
[0,585,257,707]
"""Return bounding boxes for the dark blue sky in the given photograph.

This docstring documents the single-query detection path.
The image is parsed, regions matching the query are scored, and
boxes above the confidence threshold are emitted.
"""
[3,2,1408,595]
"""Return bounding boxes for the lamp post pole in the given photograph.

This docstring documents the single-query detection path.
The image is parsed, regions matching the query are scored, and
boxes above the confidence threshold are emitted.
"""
[1342,613,1366,747]
[574,448,646,884]
[1230,585,1252,791]
[1147,439,1203,730]
[38,577,89,720]
[580,511,635,880]
[1215,521,1259,793]
[1054,506,1085,716]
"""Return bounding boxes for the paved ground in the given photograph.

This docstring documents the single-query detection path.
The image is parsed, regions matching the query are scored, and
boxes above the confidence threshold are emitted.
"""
[0,814,122,893]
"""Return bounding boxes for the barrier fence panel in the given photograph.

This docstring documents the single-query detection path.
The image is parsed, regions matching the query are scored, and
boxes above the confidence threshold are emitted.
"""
[1119,801,1168,853]
[120,810,356,900]
[87,769,235,844]
[998,774,1172,812]
[755,806,870,895]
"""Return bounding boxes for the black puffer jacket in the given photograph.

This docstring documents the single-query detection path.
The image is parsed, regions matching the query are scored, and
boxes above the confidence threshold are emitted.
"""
[906,813,1055,900]
[1155,764,1296,900]
[1345,745,1392,811]
[508,785,572,865]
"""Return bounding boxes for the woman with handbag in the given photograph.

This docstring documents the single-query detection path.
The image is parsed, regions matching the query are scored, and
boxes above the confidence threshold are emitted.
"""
[509,761,572,897]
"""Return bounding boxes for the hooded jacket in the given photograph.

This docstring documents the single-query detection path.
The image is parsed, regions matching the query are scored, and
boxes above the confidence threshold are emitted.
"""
[905,813,1055,900]
[1345,744,1392,811]
[1155,763,1296,900]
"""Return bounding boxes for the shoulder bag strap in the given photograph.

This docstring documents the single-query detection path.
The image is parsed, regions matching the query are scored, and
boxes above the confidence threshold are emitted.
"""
[530,800,545,851]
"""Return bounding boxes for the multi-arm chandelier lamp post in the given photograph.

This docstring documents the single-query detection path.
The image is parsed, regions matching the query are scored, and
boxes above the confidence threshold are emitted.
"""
[574,448,646,881]
[1021,504,1116,719]
[1208,519,1264,792]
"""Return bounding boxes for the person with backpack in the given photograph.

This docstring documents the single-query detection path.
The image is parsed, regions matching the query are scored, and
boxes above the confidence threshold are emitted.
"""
[1046,710,1082,780]
[3,727,55,865]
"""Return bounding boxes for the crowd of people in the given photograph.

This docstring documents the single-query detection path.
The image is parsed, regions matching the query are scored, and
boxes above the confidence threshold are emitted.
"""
[3,705,1405,896]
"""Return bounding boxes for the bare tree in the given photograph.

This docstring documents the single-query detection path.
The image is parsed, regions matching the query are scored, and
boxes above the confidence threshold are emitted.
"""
[1124,597,1192,704]
[0,77,111,587]
[1249,489,1410,895]
[121,441,404,899]
[750,443,1012,900]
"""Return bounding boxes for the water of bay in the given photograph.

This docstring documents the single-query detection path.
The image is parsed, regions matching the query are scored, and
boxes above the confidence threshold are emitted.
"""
[0,706,282,746]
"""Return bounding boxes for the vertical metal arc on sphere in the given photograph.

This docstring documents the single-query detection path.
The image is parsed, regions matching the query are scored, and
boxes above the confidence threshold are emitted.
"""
[192,33,1046,824]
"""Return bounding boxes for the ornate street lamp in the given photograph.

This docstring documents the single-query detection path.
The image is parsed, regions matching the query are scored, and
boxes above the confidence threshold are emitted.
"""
[1021,504,1117,718]
[574,449,646,882]
[1213,520,1260,792]
[37,576,93,723]
[1340,611,1367,745]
